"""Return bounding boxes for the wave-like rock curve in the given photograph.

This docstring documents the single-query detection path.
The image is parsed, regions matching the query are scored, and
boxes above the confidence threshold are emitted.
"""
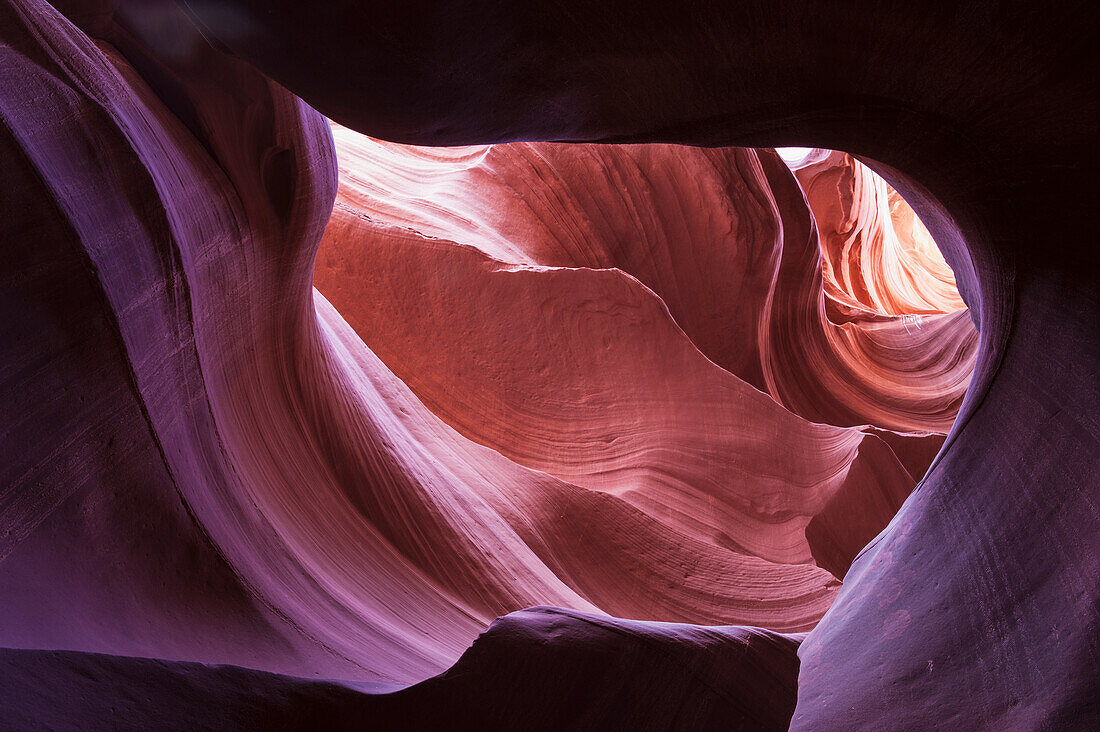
[1,0,1096,729]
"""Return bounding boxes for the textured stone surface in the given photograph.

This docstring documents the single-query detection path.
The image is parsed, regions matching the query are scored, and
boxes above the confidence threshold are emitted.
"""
[315,129,971,588]
[0,609,803,730]
[1,0,1097,729]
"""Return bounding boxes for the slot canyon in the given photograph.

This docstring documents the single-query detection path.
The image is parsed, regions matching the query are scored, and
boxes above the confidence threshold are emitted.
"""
[0,1,1096,729]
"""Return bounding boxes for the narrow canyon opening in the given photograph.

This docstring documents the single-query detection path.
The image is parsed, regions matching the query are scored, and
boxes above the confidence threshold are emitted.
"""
[3,3,1094,728]
[312,126,977,632]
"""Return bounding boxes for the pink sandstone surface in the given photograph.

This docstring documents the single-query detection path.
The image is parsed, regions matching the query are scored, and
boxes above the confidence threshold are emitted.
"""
[0,0,1096,729]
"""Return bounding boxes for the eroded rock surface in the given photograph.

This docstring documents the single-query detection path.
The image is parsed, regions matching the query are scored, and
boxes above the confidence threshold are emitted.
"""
[1,0,1096,729]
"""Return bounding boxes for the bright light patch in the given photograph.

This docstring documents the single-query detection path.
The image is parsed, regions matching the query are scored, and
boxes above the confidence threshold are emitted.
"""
[776,147,814,166]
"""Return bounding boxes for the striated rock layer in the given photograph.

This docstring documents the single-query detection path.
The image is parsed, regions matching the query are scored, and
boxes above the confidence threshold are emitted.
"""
[1,0,1097,729]
[792,150,966,317]
[2,0,947,682]
[320,129,977,435]
[316,128,973,585]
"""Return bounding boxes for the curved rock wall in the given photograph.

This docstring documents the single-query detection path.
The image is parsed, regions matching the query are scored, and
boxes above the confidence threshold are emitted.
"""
[1,0,1096,729]
[315,128,972,588]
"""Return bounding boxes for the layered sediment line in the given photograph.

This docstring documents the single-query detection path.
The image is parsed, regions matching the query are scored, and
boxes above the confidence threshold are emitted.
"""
[1,0,1096,729]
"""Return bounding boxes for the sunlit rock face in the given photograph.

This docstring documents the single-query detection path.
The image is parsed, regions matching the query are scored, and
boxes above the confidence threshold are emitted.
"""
[1,0,1097,729]
[315,128,974,588]
[790,150,966,317]
[320,129,977,438]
